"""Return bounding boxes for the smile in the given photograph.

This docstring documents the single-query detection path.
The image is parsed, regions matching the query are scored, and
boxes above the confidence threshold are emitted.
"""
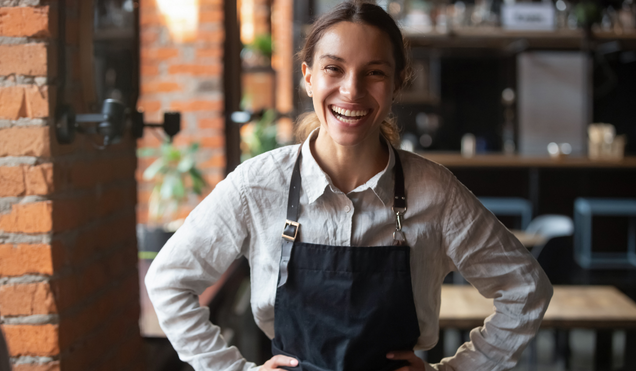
[330,105,370,123]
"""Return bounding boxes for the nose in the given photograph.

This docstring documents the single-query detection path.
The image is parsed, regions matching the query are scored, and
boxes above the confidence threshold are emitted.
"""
[339,72,365,101]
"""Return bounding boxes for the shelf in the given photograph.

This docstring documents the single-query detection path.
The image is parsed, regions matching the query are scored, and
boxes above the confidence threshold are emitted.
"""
[403,28,636,50]
[417,152,636,168]
[395,91,439,105]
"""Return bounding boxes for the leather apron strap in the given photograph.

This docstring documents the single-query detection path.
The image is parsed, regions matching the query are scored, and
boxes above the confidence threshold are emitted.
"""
[278,145,406,287]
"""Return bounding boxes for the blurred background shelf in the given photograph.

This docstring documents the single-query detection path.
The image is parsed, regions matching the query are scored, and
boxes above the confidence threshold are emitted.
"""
[404,29,636,49]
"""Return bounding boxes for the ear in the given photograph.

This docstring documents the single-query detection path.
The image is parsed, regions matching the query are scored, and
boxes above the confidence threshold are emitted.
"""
[302,62,313,96]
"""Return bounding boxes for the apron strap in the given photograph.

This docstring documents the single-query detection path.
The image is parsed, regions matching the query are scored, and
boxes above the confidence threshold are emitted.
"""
[278,145,406,287]
[392,147,406,210]
[278,146,303,287]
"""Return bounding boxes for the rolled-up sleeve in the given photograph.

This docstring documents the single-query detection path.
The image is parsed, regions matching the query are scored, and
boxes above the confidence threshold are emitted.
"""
[145,170,259,371]
[433,177,553,371]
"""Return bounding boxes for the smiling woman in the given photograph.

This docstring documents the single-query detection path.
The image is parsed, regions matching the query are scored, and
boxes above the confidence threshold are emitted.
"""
[295,1,411,150]
[145,2,553,371]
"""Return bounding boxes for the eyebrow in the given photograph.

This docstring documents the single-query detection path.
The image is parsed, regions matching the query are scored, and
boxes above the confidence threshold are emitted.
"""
[318,54,393,67]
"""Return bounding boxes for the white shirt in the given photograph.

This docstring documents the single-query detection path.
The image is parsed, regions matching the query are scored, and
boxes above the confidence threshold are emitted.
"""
[146,134,553,371]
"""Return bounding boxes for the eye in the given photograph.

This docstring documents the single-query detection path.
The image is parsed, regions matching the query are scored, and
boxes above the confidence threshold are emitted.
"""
[368,70,386,77]
[323,65,342,74]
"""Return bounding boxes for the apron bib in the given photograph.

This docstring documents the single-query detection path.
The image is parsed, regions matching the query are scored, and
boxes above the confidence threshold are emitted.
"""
[272,146,421,371]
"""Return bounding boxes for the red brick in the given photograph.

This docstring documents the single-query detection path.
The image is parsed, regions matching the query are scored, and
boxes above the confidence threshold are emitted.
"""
[139,0,158,12]
[139,12,162,26]
[0,167,26,197]
[203,173,224,188]
[0,86,50,120]
[196,47,223,59]
[198,117,224,129]
[140,29,159,46]
[0,244,54,276]
[141,47,179,61]
[0,7,51,38]
[140,63,159,76]
[136,188,152,206]
[199,153,225,169]
[202,135,225,148]
[0,126,51,157]
[199,9,223,23]
[170,99,223,112]
[2,324,59,357]
[136,132,163,149]
[13,361,60,371]
[25,163,54,195]
[141,81,181,94]
[196,30,224,44]
[137,99,161,113]
[0,44,48,76]
[136,208,148,224]
[167,63,222,76]
[0,282,57,316]
[0,202,53,234]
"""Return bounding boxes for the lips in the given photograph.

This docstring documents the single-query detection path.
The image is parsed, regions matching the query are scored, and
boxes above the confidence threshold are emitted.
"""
[329,105,371,124]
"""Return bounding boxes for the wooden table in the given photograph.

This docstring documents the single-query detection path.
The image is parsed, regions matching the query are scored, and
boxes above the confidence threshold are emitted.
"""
[438,284,636,369]
[511,230,547,248]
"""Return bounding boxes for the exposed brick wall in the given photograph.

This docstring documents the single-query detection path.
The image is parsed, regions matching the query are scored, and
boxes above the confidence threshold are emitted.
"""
[137,0,226,224]
[271,0,293,142]
[0,1,144,370]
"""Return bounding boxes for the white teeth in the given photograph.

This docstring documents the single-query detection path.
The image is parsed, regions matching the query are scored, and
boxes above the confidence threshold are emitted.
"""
[331,106,368,118]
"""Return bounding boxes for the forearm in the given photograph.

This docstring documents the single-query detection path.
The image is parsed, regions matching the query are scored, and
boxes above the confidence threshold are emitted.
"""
[432,265,553,371]
[146,256,257,371]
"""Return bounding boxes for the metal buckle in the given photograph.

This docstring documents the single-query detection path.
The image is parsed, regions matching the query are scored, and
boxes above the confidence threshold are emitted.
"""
[282,220,300,241]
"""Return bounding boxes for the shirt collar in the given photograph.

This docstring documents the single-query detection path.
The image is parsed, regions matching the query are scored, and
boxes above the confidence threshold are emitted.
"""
[300,129,395,207]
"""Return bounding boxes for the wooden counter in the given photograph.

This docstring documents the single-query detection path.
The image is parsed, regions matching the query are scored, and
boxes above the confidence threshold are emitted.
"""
[416,152,636,169]
[439,284,636,329]
[403,28,636,50]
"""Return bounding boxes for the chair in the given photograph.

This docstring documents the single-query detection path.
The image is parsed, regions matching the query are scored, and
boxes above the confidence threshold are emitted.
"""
[525,215,574,259]
[574,198,636,269]
[524,214,573,370]
[479,197,533,230]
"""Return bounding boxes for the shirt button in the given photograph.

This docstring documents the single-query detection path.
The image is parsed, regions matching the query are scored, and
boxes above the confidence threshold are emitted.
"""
[344,205,351,213]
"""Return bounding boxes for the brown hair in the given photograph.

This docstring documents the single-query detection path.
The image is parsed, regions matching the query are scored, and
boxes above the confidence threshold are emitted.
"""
[294,0,411,146]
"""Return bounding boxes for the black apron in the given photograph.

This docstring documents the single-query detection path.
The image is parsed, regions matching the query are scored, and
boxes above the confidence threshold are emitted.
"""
[271,146,421,371]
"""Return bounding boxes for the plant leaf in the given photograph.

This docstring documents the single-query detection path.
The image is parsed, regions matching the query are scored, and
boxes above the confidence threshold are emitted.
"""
[177,155,195,172]
[143,158,165,181]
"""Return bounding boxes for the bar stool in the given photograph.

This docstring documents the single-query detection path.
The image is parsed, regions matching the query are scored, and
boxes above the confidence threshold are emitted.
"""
[574,198,636,269]
[478,197,533,230]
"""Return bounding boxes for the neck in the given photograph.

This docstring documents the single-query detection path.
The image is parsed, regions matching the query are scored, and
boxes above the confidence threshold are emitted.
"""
[310,130,389,194]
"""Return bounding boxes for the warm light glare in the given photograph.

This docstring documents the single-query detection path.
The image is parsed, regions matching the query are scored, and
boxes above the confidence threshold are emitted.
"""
[156,0,200,43]
[240,0,255,44]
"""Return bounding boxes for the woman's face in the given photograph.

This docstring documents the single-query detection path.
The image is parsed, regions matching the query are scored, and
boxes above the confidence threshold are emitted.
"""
[302,21,397,148]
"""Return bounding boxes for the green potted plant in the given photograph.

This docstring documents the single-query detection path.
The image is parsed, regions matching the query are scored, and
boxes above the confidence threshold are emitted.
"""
[137,140,207,259]
[240,108,280,162]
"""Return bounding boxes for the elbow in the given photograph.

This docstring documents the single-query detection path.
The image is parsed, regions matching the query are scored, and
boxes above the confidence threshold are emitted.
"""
[144,259,160,301]
[535,267,553,314]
